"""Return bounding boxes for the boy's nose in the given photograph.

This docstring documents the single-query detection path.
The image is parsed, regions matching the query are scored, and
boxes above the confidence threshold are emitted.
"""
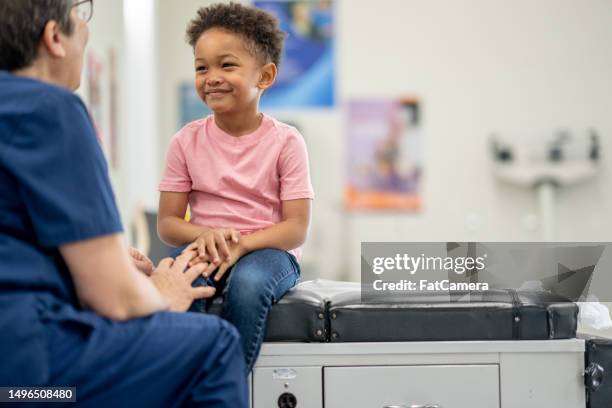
[207,77,222,86]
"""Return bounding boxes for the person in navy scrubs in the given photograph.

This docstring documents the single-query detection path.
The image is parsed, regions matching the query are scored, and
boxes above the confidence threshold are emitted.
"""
[0,1,248,406]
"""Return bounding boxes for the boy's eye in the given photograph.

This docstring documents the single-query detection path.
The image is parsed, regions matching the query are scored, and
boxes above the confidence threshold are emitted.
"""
[196,66,207,72]
[222,63,236,68]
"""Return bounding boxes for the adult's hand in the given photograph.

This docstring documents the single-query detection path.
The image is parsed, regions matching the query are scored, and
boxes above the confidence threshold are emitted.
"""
[150,251,215,312]
[128,247,154,276]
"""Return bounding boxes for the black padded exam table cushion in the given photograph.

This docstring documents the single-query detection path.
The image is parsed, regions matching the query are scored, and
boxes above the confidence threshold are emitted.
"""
[208,279,578,343]
[327,286,577,342]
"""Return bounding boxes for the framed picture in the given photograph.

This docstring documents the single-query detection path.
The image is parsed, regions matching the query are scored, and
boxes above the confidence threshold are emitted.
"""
[345,98,422,211]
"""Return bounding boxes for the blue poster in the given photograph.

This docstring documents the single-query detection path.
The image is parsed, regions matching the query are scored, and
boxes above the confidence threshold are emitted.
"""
[254,0,335,108]
[178,82,211,128]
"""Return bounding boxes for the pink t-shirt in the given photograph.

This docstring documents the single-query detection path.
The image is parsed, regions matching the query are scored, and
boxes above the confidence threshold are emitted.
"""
[159,114,314,259]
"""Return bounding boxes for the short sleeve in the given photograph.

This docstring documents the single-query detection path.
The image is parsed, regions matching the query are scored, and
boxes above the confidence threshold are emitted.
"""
[159,136,192,192]
[1,91,122,246]
[278,129,315,201]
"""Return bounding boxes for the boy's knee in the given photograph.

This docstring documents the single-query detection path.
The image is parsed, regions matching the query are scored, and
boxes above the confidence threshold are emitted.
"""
[238,248,285,270]
[226,273,269,305]
[230,267,260,287]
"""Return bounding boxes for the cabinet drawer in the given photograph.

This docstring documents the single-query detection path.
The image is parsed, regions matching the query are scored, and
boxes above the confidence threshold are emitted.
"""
[324,364,499,408]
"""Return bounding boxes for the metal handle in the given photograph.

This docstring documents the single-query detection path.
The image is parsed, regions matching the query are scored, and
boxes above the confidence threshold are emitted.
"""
[584,362,605,391]
[384,405,442,408]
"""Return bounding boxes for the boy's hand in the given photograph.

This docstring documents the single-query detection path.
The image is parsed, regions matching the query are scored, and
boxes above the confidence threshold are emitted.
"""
[190,228,240,265]
[182,237,247,281]
[128,247,154,276]
[212,240,247,281]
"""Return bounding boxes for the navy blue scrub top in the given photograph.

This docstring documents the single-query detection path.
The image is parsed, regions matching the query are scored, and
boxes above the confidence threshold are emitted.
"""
[0,71,122,383]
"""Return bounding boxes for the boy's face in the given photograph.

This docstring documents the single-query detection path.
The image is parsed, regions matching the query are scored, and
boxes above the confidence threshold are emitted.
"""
[193,28,268,114]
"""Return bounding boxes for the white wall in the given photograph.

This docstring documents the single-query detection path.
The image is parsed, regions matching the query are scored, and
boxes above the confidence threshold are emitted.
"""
[123,0,160,213]
[82,0,130,226]
[83,0,161,242]
[156,0,612,283]
[338,0,612,280]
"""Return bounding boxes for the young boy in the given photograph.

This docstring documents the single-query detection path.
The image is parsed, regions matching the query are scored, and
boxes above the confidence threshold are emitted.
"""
[158,2,314,373]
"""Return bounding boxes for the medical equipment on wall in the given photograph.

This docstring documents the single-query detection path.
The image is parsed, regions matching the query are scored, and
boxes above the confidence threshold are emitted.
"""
[490,130,600,240]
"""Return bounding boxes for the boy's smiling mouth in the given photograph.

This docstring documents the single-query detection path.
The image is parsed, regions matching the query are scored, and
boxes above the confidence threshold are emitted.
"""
[205,88,232,97]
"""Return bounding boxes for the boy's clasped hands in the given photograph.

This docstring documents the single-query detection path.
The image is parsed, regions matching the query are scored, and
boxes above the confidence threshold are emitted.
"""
[127,227,246,285]
[183,228,246,281]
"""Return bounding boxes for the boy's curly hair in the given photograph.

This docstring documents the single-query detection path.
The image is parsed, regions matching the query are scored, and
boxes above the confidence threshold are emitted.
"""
[186,2,285,67]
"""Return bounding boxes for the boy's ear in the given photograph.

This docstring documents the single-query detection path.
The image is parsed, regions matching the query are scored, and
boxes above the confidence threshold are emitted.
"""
[40,20,67,59]
[257,63,277,90]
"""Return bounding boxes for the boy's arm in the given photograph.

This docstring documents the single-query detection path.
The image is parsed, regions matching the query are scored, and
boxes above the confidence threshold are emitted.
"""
[207,198,311,281]
[157,191,211,247]
[210,198,310,280]
[243,129,313,253]
[158,191,239,263]
[241,198,312,253]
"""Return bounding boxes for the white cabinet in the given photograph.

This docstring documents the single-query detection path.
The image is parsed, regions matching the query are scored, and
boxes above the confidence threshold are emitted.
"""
[251,340,585,408]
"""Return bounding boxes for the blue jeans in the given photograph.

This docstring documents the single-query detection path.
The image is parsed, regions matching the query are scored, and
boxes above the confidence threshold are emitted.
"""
[172,247,300,373]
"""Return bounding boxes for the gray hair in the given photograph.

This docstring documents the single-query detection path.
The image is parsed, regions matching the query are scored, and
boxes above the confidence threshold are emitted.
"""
[0,0,74,71]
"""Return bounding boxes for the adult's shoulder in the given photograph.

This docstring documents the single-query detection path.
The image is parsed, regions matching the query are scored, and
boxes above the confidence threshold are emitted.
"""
[37,83,88,116]
[0,74,87,123]
[0,78,86,170]
[13,76,85,111]
[32,88,93,146]
[0,78,94,154]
